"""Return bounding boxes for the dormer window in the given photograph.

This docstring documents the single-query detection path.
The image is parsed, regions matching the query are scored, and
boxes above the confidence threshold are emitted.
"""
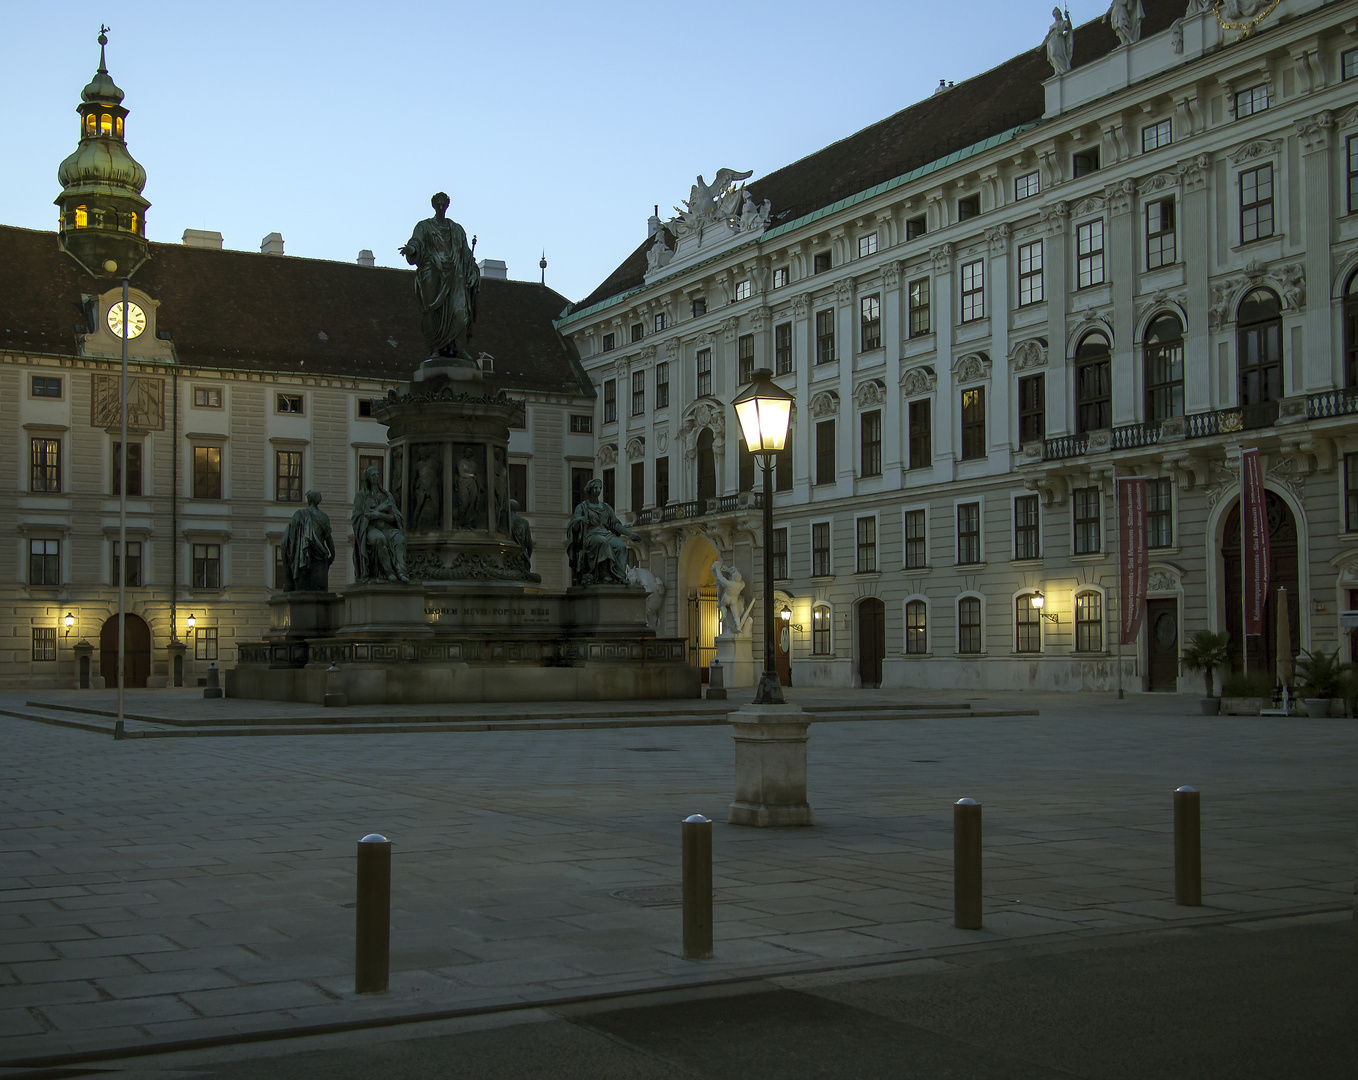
[100,113,113,136]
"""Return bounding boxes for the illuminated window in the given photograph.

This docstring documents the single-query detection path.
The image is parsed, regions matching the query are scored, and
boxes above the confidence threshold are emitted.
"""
[960,388,986,460]
[906,600,927,654]
[100,113,113,136]
[129,212,138,233]
[75,205,88,228]
[85,113,96,137]
[1075,592,1103,651]
[195,627,219,661]
[812,604,832,654]
[30,438,61,493]
[33,628,57,662]
[276,451,304,502]
[1016,595,1041,653]
[116,116,123,138]
[193,446,222,499]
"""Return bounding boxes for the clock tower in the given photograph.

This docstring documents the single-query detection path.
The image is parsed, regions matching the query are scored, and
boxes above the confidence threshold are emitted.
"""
[55,28,151,279]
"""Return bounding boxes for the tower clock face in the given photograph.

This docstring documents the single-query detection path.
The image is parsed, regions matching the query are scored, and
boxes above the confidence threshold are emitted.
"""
[107,301,146,339]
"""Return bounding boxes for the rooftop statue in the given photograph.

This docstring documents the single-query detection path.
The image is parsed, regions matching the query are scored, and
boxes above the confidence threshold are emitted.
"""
[281,490,335,592]
[400,192,480,361]
[1045,7,1074,75]
[674,168,753,242]
[1106,0,1144,45]
[352,466,410,583]
[566,478,640,587]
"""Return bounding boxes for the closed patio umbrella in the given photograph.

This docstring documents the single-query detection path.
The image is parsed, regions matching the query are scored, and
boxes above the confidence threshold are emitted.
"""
[1275,586,1293,691]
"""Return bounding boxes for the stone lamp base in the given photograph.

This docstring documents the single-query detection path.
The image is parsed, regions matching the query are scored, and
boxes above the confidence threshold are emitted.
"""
[728,703,814,827]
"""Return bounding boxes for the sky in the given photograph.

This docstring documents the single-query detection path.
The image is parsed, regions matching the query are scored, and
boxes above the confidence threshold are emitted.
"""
[2,1,1110,305]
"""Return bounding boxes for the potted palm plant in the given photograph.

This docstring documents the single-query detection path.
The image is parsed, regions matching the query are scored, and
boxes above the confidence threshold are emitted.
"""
[1180,630,1231,715]
[1294,647,1350,718]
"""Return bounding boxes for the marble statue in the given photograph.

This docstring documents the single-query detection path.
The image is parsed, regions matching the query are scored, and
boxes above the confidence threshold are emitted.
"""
[646,230,674,272]
[566,478,640,587]
[674,168,753,240]
[1106,0,1144,45]
[509,499,534,561]
[1045,7,1074,75]
[352,466,409,583]
[739,192,773,233]
[626,566,667,629]
[400,192,480,360]
[711,560,755,638]
[281,490,335,592]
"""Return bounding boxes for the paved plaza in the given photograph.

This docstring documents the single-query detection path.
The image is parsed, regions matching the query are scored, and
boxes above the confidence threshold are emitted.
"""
[0,689,1353,1069]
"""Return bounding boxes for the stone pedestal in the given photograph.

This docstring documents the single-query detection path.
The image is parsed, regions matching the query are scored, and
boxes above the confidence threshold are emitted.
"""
[564,586,651,635]
[267,592,343,641]
[342,583,432,637]
[728,703,814,827]
[713,634,756,688]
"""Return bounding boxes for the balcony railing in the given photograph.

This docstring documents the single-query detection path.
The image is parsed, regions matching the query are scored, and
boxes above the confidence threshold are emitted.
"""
[1042,433,1089,460]
[1111,422,1161,450]
[632,491,763,526]
[1042,403,1280,461]
[1308,388,1358,420]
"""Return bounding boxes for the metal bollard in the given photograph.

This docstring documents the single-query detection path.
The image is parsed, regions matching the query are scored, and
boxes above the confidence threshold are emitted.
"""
[682,814,713,960]
[1174,786,1201,906]
[954,798,983,929]
[355,833,391,993]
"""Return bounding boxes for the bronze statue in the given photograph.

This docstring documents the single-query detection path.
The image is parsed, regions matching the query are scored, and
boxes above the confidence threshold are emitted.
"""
[400,192,480,360]
[566,478,640,586]
[351,466,410,582]
[509,499,534,561]
[281,490,335,591]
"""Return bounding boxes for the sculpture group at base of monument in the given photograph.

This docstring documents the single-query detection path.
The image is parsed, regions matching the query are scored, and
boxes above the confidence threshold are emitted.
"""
[566,478,641,587]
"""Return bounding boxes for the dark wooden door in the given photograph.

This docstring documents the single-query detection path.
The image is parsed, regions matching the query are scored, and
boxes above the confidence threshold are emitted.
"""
[857,599,885,688]
[1146,599,1179,692]
[1223,493,1298,675]
[100,613,151,689]
[696,429,716,505]
[775,614,791,686]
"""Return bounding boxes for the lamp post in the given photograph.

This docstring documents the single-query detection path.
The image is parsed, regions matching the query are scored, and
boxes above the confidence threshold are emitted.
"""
[731,369,794,706]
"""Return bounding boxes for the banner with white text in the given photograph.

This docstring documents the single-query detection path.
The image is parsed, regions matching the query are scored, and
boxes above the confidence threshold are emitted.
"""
[1118,477,1148,646]
[1241,447,1270,637]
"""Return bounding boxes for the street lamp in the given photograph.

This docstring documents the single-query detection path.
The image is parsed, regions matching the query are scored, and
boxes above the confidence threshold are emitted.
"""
[186,613,196,632]
[64,612,74,638]
[1030,590,1058,623]
[732,368,794,705]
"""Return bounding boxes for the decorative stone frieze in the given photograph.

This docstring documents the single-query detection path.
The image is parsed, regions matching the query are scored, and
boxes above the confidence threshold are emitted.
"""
[1040,201,1069,235]
[721,317,739,342]
[1177,153,1211,191]
[853,378,886,409]
[1011,339,1047,371]
[1071,195,1106,217]
[1229,138,1281,165]
[900,365,936,396]
[626,436,646,460]
[930,243,954,271]
[985,224,1010,256]
[952,352,991,384]
[598,442,618,466]
[1294,110,1333,152]
[809,390,839,417]
[1104,179,1136,216]
[834,279,855,304]
[792,293,811,318]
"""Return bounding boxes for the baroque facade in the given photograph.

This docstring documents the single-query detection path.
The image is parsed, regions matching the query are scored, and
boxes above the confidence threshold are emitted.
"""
[558,0,1358,692]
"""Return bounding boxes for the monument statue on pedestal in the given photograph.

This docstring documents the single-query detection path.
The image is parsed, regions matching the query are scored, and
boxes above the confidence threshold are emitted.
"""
[712,560,755,637]
[509,499,534,561]
[352,466,410,582]
[400,192,481,361]
[626,566,667,629]
[281,490,335,592]
[566,478,640,586]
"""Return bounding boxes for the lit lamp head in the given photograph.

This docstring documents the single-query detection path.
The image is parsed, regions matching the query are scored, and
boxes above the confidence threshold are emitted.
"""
[1030,591,1045,610]
[732,368,794,455]
[780,606,792,622]
[64,612,74,637]
[186,613,196,631]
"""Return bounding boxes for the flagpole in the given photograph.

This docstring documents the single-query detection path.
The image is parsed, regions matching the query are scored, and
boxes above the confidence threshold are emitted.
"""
[1114,472,1123,700]
[1240,446,1248,679]
[115,278,128,740]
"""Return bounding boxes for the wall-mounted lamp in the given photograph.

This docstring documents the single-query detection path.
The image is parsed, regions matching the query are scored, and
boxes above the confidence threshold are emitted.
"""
[186,613,196,631]
[1030,591,1059,624]
[63,612,74,638]
[780,605,803,633]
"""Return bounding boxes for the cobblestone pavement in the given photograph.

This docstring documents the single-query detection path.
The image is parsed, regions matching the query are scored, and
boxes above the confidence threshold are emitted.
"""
[0,689,1353,1065]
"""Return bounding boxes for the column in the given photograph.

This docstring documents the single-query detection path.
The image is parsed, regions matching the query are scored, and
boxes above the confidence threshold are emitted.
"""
[1107,180,1137,426]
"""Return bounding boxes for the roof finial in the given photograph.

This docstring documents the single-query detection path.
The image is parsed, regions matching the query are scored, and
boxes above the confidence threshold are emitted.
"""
[539,251,547,284]
[98,25,110,73]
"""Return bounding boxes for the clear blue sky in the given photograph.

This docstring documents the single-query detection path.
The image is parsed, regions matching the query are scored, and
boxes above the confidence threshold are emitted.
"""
[2,2,1107,304]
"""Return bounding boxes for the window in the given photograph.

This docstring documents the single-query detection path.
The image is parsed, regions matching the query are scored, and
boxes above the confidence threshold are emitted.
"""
[1075,333,1112,432]
[112,442,142,497]
[359,453,384,487]
[775,445,792,492]
[1148,478,1173,548]
[734,281,752,302]
[276,450,303,502]
[1145,199,1176,269]
[905,216,926,241]
[602,332,615,352]
[1234,83,1269,118]
[1016,595,1041,653]
[631,370,645,416]
[858,295,881,351]
[815,309,835,364]
[631,323,644,343]
[1238,288,1283,413]
[905,509,927,569]
[908,278,931,337]
[961,387,986,460]
[771,527,789,580]
[509,462,528,510]
[1014,496,1039,560]
[195,627,218,661]
[655,457,669,506]
[773,268,789,289]
[696,349,712,397]
[193,446,222,499]
[1018,240,1043,305]
[358,398,376,419]
[906,600,928,654]
[813,252,831,274]
[602,467,615,508]
[1349,136,1358,215]
[692,297,707,318]
[30,437,60,493]
[1077,219,1105,288]
[858,232,878,258]
[1145,314,1185,422]
[812,604,832,654]
[957,195,979,221]
[960,260,984,322]
[958,597,982,654]
[908,398,931,469]
[1142,118,1172,153]
[193,386,221,408]
[1014,171,1040,200]
[570,413,593,433]
[856,517,877,574]
[738,438,755,493]
[29,539,60,585]
[630,460,644,511]
[957,503,981,565]
[656,362,670,408]
[1343,46,1358,81]
[1346,454,1358,532]
[738,334,755,383]
[654,312,667,331]
[860,411,882,478]
[277,393,303,414]
[32,375,62,397]
[603,379,617,423]
[1074,487,1101,554]
[815,420,836,485]
[32,627,57,662]
[811,522,831,577]
[570,467,593,510]
[1073,149,1100,176]
[775,322,793,374]
[192,543,221,589]
[1018,374,1045,445]
[1075,592,1103,651]
[112,540,142,587]
[1347,272,1358,388]
[1240,164,1274,243]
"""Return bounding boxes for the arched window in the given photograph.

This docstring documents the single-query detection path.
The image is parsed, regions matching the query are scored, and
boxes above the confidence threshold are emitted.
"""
[99,112,113,136]
[1237,288,1282,423]
[115,116,123,138]
[128,212,138,234]
[1075,591,1103,652]
[906,600,928,655]
[84,113,96,137]
[812,604,832,655]
[696,428,716,504]
[1075,332,1111,433]
[1144,314,1184,422]
[74,205,88,229]
[1344,272,1358,389]
[958,596,982,654]
[1016,594,1041,653]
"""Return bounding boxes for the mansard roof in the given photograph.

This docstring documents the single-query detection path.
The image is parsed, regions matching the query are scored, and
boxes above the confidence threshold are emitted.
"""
[0,224,592,396]
[569,0,1182,315]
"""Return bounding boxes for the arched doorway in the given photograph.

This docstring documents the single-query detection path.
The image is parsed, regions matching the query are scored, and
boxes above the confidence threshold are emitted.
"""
[100,613,152,689]
[679,536,720,683]
[1222,492,1299,676]
[696,429,716,505]
[856,598,885,688]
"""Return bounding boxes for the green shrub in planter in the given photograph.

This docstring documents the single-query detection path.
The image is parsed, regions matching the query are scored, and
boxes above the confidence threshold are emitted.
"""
[1220,672,1275,699]
[1294,647,1351,700]
[1180,630,1232,698]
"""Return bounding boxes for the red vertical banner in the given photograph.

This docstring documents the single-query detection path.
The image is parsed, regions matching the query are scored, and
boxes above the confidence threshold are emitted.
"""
[1118,477,1148,646]
[1241,448,1270,636]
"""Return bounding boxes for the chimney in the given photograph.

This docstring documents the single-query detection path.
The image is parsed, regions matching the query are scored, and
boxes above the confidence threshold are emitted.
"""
[356,249,375,267]
[647,204,661,239]
[260,232,284,256]
[477,258,507,279]
[182,229,224,250]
